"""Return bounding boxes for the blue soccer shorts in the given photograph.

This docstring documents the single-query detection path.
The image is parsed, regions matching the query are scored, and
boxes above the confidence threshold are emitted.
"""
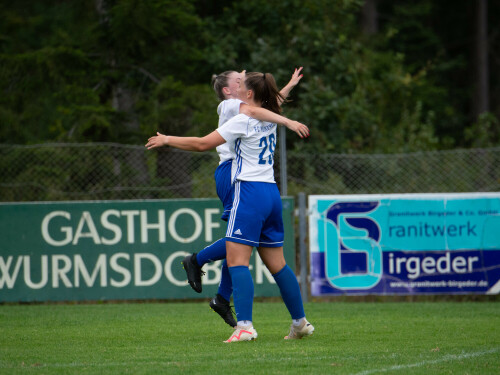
[214,159,234,222]
[226,181,284,248]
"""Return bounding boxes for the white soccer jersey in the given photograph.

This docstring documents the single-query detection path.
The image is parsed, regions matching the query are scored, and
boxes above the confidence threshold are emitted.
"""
[216,99,243,164]
[217,113,277,183]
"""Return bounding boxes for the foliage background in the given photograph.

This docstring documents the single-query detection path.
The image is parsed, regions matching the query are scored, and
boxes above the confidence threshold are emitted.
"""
[1,0,499,152]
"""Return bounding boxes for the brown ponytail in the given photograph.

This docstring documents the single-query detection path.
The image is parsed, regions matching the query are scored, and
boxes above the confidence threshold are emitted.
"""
[244,72,285,114]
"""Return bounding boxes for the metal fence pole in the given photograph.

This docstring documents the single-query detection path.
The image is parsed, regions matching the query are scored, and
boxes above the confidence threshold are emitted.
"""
[279,125,287,196]
[298,192,308,303]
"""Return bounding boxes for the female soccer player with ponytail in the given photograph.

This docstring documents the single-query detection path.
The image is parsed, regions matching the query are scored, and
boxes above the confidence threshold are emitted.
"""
[146,71,314,342]
[180,68,308,329]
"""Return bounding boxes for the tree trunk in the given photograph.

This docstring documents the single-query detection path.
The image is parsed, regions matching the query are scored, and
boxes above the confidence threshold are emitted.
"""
[361,0,378,35]
[95,0,150,195]
[475,0,489,117]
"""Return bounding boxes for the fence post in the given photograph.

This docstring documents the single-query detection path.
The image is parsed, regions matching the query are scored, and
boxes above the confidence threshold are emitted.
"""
[279,125,287,196]
[298,192,308,303]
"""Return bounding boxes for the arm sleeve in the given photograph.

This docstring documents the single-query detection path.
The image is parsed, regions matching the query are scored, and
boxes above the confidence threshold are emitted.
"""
[217,99,244,119]
[216,114,249,142]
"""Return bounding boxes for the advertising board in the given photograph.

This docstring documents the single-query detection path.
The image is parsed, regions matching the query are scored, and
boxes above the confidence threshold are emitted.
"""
[309,193,500,295]
[0,198,295,302]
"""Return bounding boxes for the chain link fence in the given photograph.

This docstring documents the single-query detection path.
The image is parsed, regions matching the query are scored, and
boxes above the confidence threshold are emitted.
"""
[1,143,499,202]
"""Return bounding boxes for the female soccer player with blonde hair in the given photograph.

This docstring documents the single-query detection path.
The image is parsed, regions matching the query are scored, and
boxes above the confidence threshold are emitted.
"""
[179,68,308,329]
[146,71,314,342]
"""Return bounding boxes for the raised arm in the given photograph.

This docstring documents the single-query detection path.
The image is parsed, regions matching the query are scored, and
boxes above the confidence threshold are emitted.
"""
[279,67,303,103]
[240,104,309,138]
[145,130,225,152]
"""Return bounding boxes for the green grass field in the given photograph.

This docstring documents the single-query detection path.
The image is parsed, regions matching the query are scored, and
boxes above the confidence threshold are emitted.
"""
[1,301,499,374]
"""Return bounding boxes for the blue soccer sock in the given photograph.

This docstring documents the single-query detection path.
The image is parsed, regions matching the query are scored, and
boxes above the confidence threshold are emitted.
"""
[217,260,232,302]
[196,238,226,266]
[229,265,254,322]
[273,264,305,320]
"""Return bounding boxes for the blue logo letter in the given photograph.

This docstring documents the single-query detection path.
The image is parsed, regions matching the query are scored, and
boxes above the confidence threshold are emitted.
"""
[322,201,382,289]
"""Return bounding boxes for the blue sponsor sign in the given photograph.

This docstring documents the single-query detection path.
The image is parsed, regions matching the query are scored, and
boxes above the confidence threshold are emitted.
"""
[309,193,500,295]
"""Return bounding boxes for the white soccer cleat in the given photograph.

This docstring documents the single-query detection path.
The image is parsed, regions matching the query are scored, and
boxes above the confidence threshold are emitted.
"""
[284,319,314,340]
[224,325,258,343]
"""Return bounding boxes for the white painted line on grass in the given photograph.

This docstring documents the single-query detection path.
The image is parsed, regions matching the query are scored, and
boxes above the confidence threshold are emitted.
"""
[352,347,499,375]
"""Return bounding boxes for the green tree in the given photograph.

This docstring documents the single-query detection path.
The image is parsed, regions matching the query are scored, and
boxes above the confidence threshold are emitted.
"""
[204,0,441,153]
[0,0,208,144]
[377,0,500,147]
[1,0,499,152]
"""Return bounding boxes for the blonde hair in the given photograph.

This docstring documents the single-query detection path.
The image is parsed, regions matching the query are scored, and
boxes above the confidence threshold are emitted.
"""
[211,71,237,101]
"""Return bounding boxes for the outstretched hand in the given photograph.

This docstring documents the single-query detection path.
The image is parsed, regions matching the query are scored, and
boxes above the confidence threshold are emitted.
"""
[279,67,304,103]
[287,120,309,138]
[288,67,304,88]
[145,132,168,149]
